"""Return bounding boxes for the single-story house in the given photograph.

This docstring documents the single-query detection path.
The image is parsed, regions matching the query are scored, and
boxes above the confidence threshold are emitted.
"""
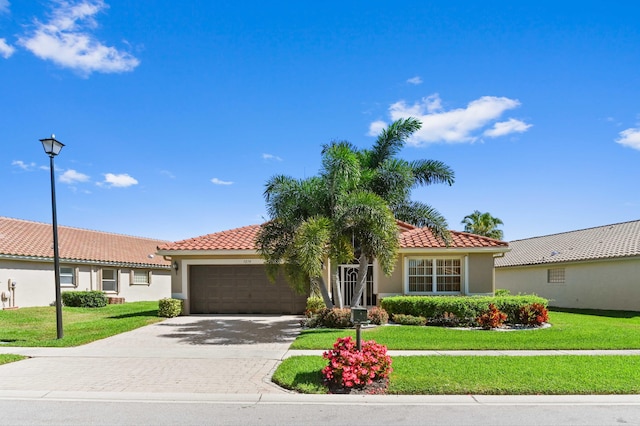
[0,217,172,308]
[156,221,509,315]
[495,220,640,311]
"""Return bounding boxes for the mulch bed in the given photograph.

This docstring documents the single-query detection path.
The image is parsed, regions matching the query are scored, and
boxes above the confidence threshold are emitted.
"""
[327,378,389,395]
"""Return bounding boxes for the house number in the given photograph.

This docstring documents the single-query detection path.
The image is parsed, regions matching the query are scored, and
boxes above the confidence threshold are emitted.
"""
[243,260,252,264]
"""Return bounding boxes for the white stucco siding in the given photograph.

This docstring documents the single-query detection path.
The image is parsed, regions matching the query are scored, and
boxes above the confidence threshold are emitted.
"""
[495,257,640,311]
[0,259,171,308]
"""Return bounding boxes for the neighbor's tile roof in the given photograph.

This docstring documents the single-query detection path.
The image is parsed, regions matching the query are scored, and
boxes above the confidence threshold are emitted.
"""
[495,220,640,268]
[158,223,508,252]
[0,217,171,268]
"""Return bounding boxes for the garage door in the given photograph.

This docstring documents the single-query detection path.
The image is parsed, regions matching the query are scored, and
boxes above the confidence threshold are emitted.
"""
[189,265,308,314]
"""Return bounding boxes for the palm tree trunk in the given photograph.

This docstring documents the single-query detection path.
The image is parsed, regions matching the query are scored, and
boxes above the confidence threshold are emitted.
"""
[330,263,344,309]
[314,276,334,309]
[350,253,369,307]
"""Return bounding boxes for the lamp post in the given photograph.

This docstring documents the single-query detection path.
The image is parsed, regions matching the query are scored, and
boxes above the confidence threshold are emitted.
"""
[40,134,65,340]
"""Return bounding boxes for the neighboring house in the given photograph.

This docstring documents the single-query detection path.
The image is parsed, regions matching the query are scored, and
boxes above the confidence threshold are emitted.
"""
[495,220,640,311]
[0,217,172,308]
[156,221,509,315]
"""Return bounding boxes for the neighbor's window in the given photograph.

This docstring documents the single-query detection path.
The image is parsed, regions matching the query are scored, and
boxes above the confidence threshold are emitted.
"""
[102,269,118,292]
[547,268,565,283]
[408,258,461,293]
[59,266,75,287]
[132,270,151,285]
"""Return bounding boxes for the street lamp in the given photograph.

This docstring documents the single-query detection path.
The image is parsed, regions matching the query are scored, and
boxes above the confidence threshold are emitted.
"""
[40,134,65,339]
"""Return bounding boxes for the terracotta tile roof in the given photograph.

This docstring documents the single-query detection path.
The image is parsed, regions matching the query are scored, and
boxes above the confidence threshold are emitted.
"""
[158,224,261,251]
[495,220,640,268]
[158,222,508,252]
[0,217,171,268]
[399,227,509,249]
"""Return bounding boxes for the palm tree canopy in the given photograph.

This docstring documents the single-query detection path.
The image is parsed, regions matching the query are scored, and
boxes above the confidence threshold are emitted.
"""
[461,210,505,240]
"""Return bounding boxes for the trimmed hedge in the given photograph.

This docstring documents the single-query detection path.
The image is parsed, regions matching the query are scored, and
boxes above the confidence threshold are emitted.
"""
[62,291,107,308]
[158,298,183,318]
[381,295,548,327]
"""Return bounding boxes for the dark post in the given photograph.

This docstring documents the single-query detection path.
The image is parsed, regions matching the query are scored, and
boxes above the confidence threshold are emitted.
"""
[41,135,65,340]
[49,154,63,339]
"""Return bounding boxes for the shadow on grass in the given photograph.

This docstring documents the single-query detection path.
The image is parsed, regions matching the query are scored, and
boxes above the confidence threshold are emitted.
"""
[108,310,159,319]
[550,307,640,319]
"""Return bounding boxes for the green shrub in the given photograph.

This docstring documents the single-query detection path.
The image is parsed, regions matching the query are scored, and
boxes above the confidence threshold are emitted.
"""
[380,295,548,326]
[392,313,427,326]
[368,307,389,325]
[319,308,353,328]
[62,291,107,308]
[158,298,182,318]
[305,296,326,317]
[495,289,511,296]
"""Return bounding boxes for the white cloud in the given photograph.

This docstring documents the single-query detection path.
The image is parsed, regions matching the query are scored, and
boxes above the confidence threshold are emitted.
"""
[160,170,175,179]
[11,160,36,170]
[101,172,138,187]
[0,38,14,58]
[211,177,233,185]
[262,153,283,162]
[407,76,422,85]
[370,94,531,145]
[60,169,90,184]
[18,0,139,76]
[616,128,640,150]
[484,118,533,138]
[0,0,9,14]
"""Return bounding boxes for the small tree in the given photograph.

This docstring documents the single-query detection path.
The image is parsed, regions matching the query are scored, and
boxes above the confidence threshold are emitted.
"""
[461,210,504,240]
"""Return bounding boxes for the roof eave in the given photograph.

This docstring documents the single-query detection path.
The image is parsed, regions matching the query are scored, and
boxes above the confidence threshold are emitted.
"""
[399,246,510,254]
[0,254,171,269]
[156,249,258,256]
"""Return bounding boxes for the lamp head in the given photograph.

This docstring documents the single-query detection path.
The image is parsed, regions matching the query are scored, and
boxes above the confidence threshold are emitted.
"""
[40,134,65,157]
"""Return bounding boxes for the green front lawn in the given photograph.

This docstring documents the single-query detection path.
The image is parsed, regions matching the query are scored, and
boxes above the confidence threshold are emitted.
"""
[292,308,640,350]
[0,301,164,347]
[274,355,640,395]
[0,354,26,365]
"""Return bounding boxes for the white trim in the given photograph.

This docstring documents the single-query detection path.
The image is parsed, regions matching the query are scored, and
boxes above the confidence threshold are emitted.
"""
[156,249,257,256]
[404,255,464,295]
[464,255,469,295]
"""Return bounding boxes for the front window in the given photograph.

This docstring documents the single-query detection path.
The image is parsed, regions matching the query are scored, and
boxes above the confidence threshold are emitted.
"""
[408,258,461,293]
[102,269,118,292]
[59,266,75,287]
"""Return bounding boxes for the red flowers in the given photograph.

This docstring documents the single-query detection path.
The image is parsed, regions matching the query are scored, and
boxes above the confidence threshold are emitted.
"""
[322,336,392,390]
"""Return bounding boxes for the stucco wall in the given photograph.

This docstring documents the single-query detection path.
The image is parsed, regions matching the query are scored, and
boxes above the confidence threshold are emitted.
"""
[467,253,495,294]
[0,259,171,308]
[495,257,640,311]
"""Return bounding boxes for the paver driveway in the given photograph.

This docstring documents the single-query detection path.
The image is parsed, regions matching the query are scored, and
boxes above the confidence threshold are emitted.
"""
[0,315,302,395]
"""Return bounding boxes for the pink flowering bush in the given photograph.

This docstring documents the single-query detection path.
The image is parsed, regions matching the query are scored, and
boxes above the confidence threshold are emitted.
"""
[322,336,392,391]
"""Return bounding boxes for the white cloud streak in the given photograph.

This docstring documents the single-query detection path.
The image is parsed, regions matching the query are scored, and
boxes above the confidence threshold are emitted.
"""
[262,153,283,161]
[616,128,640,150]
[18,0,139,76]
[101,173,138,187]
[60,169,90,184]
[370,94,531,145]
[484,118,532,138]
[0,0,9,14]
[211,177,233,185]
[11,160,36,170]
[0,38,14,58]
[407,76,422,85]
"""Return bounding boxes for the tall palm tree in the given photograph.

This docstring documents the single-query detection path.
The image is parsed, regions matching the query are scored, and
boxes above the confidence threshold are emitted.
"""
[258,118,455,308]
[461,210,505,240]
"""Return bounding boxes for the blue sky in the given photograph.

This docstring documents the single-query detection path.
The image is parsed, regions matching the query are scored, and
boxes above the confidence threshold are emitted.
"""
[2,1,639,243]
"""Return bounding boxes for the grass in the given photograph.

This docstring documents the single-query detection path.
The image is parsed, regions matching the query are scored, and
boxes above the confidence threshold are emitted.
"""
[292,308,640,350]
[0,301,164,347]
[274,355,640,395]
[0,354,26,365]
